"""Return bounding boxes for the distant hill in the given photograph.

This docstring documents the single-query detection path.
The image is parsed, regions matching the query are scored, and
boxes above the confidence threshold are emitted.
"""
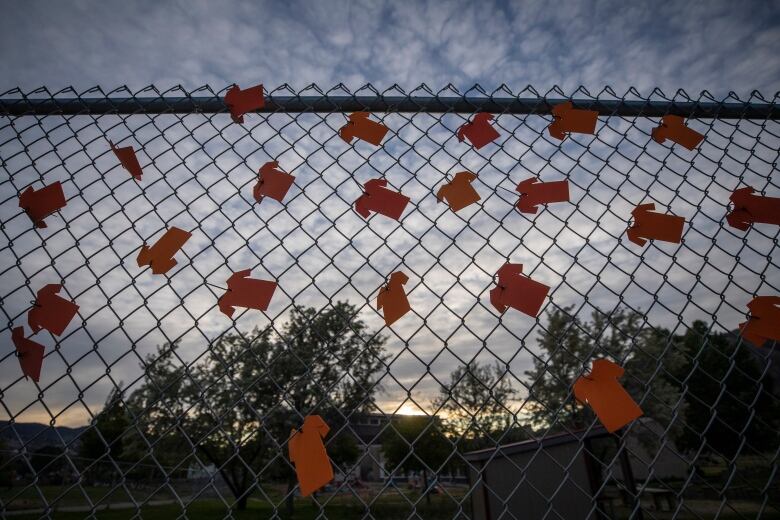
[0,421,87,450]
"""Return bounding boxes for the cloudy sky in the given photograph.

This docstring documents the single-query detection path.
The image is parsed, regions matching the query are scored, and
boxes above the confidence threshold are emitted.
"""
[1,0,779,428]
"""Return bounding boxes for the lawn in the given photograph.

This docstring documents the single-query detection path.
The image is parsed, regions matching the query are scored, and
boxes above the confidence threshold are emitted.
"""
[2,494,473,519]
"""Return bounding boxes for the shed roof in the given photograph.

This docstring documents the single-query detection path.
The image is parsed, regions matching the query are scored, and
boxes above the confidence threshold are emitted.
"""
[464,426,611,462]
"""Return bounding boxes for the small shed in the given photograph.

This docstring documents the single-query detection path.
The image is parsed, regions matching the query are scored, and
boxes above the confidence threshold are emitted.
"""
[465,422,688,520]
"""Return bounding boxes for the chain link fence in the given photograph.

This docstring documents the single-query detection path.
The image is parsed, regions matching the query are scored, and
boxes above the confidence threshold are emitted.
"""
[0,84,778,519]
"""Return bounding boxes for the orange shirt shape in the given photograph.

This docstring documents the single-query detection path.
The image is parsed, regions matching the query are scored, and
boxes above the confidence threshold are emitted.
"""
[289,415,334,497]
[28,284,79,336]
[739,296,780,346]
[437,172,480,212]
[573,359,643,433]
[377,271,411,326]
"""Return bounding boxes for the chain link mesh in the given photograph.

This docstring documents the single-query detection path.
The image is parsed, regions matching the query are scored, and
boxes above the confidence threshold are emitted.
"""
[0,84,778,519]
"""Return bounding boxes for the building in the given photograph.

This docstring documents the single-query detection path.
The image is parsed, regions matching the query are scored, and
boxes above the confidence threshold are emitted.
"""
[465,420,688,520]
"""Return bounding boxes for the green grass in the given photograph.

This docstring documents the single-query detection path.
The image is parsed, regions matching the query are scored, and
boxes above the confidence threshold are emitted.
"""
[3,495,471,520]
[1,484,173,510]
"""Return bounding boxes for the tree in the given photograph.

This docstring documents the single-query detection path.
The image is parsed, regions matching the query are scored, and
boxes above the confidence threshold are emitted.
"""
[78,387,131,484]
[433,361,520,448]
[671,321,780,458]
[524,306,684,437]
[127,301,387,512]
[381,415,452,505]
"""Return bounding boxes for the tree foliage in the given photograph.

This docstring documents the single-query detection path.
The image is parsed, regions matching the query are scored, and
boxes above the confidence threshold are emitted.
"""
[433,361,520,447]
[126,301,387,510]
[524,306,684,437]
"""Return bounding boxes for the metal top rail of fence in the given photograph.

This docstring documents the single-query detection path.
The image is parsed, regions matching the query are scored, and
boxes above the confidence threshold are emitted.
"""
[0,84,778,520]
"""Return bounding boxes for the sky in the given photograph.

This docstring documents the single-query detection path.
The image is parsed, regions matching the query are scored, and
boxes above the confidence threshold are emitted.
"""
[0,0,779,429]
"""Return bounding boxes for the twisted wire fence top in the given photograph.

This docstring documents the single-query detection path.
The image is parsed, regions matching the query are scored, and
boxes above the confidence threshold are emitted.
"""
[0,84,778,519]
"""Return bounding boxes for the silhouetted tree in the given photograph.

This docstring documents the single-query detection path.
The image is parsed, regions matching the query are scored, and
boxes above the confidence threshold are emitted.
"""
[128,301,387,512]
[382,415,452,505]
[434,361,520,450]
[671,321,780,458]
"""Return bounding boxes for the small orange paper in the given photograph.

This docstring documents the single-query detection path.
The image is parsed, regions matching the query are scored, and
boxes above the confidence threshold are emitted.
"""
[377,271,411,326]
[28,284,79,336]
[739,296,780,346]
[110,140,143,180]
[548,101,598,140]
[489,263,549,317]
[516,177,570,214]
[726,186,780,231]
[218,269,277,318]
[573,358,643,433]
[137,227,192,275]
[456,113,500,150]
[338,112,389,146]
[627,203,685,247]
[354,179,410,221]
[652,115,704,151]
[18,182,66,229]
[12,327,44,382]
[253,161,295,204]
[289,415,334,497]
[436,172,480,212]
[224,83,265,124]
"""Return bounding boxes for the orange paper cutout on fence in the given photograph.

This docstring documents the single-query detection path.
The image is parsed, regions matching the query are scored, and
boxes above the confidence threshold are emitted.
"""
[224,83,264,124]
[626,203,684,247]
[289,415,334,497]
[548,101,598,140]
[338,112,389,146]
[253,161,295,204]
[110,140,143,180]
[355,179,410,220]
[18,182,66,229]
[377,271,411,326]
[456,113,500,150]
[573,359,643,433]
[28,284,79,336]
[218,269,277,318]
[651,115,704,151]
[516,178,570,214]
[739,296,780,346]
[12,327,44,383]
[137,227,192,275]
[726,186,780,231]
[489,263,550,317]
[436,172,480,212]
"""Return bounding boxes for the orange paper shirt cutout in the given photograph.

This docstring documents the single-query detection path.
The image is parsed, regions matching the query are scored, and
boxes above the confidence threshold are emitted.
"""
[224,83,265,124]
[253,161,295,203]
[377,271,411,326]
[218,269,277,318]
[355,179,410,220]
[726,186,780,231]
[28,284,79,336]
[110,140,143,180]
[739,296,780,346]
[12,327,44,382]
[137,227,192,275]
[548,101,598,140]
[18,182,66,229]
[436,172,480,212]
[516,178,570,214]
[489,263,550,317]
[338,112,389,146]
[627,203,685,247]
[456,113,499,150]
[289,415,334,497]
[573,359,643,433]
[651,115,704,151]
